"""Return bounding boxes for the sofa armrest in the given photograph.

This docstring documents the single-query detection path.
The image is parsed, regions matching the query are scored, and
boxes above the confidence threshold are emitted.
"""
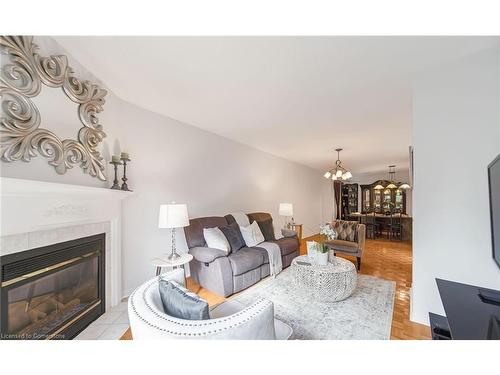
[281,228,297,238]
[189,246,228,264]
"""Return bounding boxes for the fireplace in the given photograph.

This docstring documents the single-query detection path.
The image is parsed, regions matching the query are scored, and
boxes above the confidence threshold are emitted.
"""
[0,234,105,340]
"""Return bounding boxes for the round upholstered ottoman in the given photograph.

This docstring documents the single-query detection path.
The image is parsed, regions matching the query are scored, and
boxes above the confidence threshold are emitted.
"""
[291,255,357,302]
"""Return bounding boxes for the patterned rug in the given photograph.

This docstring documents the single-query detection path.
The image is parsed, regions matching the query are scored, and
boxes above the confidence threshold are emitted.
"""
[231,266,396,339]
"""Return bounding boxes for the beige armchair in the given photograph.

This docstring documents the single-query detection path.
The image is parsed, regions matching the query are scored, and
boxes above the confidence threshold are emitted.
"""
[325,220,366,270]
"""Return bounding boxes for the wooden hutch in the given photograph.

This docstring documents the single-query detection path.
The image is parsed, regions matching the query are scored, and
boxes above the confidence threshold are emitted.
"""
[341,183,359,219]
[360,180,407,214]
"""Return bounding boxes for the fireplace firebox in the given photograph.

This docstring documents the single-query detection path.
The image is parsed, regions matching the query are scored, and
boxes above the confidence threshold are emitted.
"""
[0,234,105,340]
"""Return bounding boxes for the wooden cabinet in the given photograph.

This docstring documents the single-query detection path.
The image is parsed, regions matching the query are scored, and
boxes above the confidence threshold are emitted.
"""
[373,188,382,212]
[361,186,371,212]
[360,180,407,214]
[341,183,359,219]
[394,188,404,212]
[382,188,392,212]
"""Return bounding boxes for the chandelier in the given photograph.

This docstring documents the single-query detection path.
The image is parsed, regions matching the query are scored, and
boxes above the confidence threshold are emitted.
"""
[374,165,411,190]
[323,148,352,181]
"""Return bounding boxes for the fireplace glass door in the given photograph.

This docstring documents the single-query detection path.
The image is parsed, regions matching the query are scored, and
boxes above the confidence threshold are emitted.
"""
[1,234,105,340]
[7,256,99,338]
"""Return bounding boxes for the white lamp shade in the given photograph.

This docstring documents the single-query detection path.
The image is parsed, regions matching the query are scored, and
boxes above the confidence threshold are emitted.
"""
[158,203,189,228]
[344,171,352,179]
[323,171,332,179]
[399,183,411,189]
[279,203,293,217]
[336,170,343,178]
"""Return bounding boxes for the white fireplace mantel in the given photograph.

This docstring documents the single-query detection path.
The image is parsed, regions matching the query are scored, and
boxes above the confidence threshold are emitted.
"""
[1,176,133,197]
[0,177,133,308]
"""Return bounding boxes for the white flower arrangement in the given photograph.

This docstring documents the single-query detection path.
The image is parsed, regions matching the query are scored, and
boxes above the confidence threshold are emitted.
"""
[320,223,337,241]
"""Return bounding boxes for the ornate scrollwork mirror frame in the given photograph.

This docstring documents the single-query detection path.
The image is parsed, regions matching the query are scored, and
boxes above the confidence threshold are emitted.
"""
[0,36,107,180]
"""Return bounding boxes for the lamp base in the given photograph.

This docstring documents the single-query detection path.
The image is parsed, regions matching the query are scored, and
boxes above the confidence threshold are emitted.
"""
[167,252,181,261]
[284,218,294,230]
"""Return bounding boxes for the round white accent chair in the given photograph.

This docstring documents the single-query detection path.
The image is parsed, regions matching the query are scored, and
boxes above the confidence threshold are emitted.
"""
[128,268,292,340]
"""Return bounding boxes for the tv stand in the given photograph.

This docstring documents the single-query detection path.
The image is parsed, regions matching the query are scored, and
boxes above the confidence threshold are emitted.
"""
[433,279,500,340]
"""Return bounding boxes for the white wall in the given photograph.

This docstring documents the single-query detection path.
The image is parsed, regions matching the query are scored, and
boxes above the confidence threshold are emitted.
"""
[411,47,500,325]
[0,37,333,297]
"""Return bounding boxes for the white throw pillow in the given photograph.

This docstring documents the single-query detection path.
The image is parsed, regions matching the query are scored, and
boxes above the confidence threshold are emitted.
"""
[239,221,265,247]
[203,227,230,254]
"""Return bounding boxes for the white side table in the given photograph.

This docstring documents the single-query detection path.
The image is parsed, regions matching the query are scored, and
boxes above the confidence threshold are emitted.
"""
[151,253,193,283]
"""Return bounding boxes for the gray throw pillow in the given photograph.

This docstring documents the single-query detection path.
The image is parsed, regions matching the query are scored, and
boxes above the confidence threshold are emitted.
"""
[256,219,276,241]
[158,279,209,320]
[219,222,246,253]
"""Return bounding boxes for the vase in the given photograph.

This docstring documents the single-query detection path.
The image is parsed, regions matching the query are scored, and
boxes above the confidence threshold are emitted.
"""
[328,249,336,264]
[316,251,329,265]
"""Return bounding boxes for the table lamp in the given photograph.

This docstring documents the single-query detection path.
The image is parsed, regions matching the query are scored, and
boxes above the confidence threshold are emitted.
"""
[158,203,189,261]
[279,203,294,229]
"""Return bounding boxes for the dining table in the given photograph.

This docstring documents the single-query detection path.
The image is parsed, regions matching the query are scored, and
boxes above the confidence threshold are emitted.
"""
[347,212,412,241]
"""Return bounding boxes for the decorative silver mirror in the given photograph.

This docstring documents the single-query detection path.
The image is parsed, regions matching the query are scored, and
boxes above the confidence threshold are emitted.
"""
[0,36,107,180]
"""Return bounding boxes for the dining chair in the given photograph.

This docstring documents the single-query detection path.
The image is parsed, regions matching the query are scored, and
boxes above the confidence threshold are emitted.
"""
[364,212,378,239]
[389,212,403,241]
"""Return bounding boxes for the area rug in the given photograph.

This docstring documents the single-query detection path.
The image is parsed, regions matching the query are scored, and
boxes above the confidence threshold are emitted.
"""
[231,267,396,339]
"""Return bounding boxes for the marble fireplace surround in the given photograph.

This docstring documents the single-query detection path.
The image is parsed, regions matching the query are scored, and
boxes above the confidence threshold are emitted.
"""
[0,177,132,309]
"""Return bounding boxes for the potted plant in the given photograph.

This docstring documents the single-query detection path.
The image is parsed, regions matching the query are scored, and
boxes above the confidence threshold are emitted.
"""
[317,224,337,265]
[316,242,329,265]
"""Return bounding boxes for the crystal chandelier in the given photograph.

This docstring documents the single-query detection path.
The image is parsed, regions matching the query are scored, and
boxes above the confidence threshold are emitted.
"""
[323,148,352,181]
[374,165,411,190]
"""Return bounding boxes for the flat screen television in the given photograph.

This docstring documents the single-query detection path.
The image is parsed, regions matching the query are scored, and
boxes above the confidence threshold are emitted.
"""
[488,153,500,268]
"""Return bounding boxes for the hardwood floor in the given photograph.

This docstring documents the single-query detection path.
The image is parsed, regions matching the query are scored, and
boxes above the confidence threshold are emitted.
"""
[121,235,430,340]
[338,237,431,339]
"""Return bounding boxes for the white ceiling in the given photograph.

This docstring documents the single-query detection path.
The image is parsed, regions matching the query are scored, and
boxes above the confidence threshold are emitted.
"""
[54,36,499,174]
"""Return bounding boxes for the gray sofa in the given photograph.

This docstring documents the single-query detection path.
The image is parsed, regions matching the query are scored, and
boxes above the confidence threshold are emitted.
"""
[184,212,299,297]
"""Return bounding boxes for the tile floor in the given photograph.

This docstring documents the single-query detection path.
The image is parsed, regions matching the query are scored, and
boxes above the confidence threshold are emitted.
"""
[75,301,129,340]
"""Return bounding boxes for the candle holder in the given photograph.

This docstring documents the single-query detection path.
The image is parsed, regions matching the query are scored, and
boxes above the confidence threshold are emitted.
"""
[109,160,122,190]
[120,157,132,191]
